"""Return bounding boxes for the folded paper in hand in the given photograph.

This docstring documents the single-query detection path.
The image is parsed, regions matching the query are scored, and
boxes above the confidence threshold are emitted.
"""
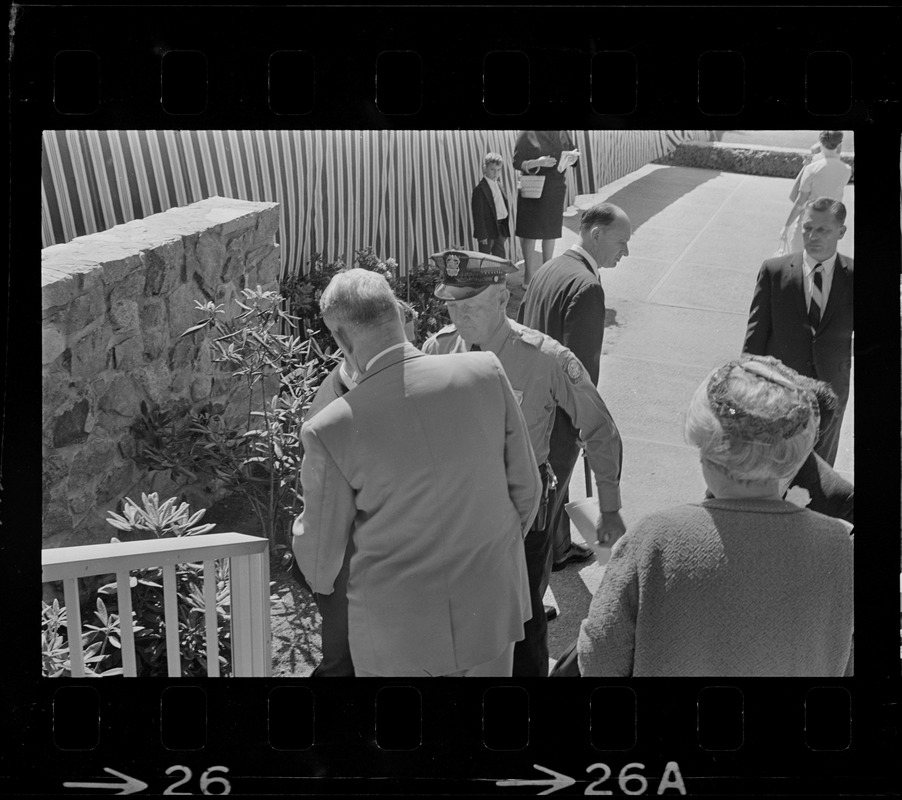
[565,497,612,566]
[557,149,580,173]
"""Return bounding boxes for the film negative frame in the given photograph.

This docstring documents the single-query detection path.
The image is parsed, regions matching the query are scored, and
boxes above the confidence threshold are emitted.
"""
[7,4,901,796]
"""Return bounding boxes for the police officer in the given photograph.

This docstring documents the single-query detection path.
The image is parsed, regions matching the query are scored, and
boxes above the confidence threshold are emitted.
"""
[423,249,626,678]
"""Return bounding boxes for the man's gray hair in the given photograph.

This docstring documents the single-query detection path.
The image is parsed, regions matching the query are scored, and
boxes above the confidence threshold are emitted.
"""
[579,203,623,233]
[319,268,399,328]
[684,358,819,483]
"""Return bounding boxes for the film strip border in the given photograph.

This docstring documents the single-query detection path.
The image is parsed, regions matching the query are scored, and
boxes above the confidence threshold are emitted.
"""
[8,678,893,796]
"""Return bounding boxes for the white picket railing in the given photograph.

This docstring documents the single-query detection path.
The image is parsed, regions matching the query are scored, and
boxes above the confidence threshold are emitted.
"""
[42,533,271,677]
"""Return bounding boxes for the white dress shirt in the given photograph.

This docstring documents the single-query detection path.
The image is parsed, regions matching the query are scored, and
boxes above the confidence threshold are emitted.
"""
[487,178,508,221]
[802,250,837,311]
[364,342,408,373]
[338,360,357,390]
[336,342,408,389]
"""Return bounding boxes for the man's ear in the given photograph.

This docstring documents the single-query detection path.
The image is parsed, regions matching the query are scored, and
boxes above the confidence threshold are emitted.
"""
[838,225,847,239]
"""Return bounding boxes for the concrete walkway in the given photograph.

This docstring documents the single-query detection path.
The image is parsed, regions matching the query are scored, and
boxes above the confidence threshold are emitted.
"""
[506,163,855,666]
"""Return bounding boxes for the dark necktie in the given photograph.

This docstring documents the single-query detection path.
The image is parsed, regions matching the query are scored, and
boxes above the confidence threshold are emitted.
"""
[808,264,823,334]
[470,344,481,351]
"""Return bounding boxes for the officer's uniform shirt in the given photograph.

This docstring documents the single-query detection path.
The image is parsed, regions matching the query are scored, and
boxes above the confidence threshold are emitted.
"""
[423,317,622,512]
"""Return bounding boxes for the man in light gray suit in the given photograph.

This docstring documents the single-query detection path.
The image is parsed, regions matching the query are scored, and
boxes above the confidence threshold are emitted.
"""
[293,268,541,677]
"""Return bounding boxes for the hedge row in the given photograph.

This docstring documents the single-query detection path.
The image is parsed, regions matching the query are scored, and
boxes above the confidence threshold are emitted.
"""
[653,142,855,183]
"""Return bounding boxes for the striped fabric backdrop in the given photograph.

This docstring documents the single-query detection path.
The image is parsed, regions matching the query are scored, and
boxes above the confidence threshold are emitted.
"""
[41,129,709,277]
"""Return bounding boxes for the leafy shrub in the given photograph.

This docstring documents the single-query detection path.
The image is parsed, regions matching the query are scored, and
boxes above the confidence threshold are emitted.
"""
[41,597,125,678]
[279,247,451,351]
[95,493,233,677]
[42,494,238,678]
[131,289,340,553]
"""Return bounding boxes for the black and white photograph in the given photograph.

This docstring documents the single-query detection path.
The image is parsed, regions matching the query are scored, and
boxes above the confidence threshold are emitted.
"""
[40,128,856,679]
[8,4,901,797]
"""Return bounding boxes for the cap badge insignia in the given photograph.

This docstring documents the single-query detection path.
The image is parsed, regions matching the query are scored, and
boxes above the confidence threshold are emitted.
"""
[445,254,460,277]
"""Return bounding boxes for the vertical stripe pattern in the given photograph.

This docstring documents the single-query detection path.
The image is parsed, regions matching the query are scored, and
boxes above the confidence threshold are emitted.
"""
[42,130,709,277]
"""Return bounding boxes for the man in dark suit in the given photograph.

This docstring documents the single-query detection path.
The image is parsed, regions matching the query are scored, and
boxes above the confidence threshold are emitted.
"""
[471,152,511,258]
[744,197,853,467]
[518,203,632,572]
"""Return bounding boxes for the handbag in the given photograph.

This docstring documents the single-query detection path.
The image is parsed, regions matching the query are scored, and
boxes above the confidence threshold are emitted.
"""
[519,174,546,199]
[772,219,797,257]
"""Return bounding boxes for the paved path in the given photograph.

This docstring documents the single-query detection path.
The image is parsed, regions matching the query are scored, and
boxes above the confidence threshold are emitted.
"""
[507,163,855,668]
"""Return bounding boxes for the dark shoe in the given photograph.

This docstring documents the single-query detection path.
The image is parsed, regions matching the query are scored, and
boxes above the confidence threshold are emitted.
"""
[544,604,558,621]
[552,542,594,571]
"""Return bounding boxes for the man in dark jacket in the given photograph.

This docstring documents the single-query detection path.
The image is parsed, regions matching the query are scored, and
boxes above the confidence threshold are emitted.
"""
[518,203,632,572]
[743,197,853,466]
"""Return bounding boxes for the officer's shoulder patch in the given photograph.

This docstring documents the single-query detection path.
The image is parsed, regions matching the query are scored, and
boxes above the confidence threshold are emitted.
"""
[563,354,584,384]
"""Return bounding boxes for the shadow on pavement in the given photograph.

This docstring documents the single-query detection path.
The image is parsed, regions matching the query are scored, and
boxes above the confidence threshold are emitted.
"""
[547,566,595,661]
[600,168,723,232]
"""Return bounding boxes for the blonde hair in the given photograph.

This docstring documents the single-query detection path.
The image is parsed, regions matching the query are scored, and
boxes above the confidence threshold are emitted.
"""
[685,359,819,481]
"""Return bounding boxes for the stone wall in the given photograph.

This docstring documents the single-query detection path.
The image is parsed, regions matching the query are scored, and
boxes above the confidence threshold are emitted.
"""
[42,197,281,550]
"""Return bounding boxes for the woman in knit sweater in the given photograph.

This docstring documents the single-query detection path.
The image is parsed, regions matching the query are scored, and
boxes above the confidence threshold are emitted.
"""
[577,357,854,677]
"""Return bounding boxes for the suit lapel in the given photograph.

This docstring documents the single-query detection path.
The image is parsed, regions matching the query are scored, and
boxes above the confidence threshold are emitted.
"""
[789,253,808,323]
[479,178,493,206]
[818,253,849,330]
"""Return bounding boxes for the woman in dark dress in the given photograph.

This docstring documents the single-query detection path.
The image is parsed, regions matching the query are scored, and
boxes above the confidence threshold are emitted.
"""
[512,131,579,286]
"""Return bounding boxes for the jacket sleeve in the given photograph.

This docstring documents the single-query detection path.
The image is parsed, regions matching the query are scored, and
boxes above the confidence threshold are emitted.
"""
[563,283,606,387]
[577,534,638,676]
[471,182,490,241]
[291,422,356,595]
[551,349,623,511]
[743,261,772,355]
[491,354,542,534]
[512,132,537,172]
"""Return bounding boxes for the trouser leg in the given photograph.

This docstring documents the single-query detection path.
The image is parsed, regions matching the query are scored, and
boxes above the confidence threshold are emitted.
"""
[512,522,553,677]
[547,409,582,563]
[490,237,508,258]
[311,558,355,677]
[477,240,492,255]
[814,400,847,468]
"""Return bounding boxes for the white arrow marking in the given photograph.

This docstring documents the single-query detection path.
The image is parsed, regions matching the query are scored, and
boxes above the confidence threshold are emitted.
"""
[63,767,148,795]
[496,763,576,795]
